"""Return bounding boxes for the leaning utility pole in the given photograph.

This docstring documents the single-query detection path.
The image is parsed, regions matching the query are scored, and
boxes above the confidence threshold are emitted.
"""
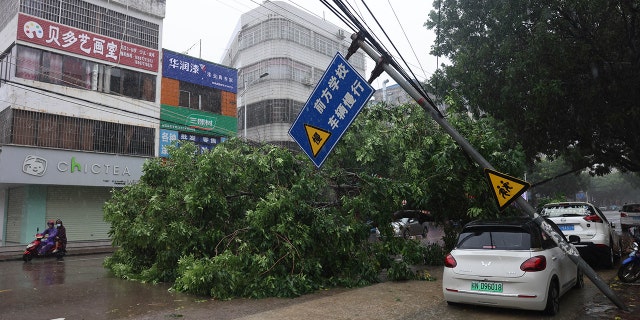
[349,33,626,310]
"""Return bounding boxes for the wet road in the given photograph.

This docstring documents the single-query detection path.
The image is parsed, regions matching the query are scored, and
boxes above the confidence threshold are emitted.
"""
[0,252,625,320]
[0,214,629,319]
[0,254,197,319]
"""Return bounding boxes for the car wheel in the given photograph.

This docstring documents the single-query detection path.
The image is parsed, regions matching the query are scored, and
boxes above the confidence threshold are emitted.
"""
[421,227,428,238]
[615,240,623,260]
[543,280,560,316]
[574,267,584,289]
[604,242,615,269]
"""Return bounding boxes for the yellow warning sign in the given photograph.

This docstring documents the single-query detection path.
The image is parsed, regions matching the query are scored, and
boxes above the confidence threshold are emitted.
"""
[484,168,530,211]
[304,124,331,157]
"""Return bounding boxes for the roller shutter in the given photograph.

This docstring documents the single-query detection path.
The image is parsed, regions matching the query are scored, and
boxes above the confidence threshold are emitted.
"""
[5,187,25,245]
[46,186,114,241]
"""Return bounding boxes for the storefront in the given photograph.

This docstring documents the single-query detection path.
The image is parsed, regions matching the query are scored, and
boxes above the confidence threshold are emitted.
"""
[0,145,148,246]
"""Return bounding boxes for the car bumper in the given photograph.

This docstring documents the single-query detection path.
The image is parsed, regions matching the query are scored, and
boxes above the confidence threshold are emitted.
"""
[442,269,549,311]
[573,242,611,262]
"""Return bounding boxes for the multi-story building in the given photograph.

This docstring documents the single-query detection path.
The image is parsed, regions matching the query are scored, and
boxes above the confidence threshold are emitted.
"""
[371,82,413,106]
[159,49,237,155]
[221,1,366,148]
[0,0,165,246]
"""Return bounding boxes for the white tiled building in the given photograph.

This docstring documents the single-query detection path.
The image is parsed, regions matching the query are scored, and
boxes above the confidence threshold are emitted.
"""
[221,1,366,148]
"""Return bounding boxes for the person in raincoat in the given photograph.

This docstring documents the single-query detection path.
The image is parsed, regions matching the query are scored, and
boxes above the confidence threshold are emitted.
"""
[53,219,67,253]
[38,220,58,254]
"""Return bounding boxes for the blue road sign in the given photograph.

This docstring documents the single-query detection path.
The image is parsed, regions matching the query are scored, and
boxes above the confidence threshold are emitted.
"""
[289,53,374,168]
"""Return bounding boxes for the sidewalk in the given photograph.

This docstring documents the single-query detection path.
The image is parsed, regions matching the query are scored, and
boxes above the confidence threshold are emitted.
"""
[0,240,115,261]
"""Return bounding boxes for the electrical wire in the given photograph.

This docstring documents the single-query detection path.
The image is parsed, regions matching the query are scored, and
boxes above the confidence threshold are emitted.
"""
[386,0,428,80]
[1,48,240,135]
[0,63,238,137]
[321,0,439,114]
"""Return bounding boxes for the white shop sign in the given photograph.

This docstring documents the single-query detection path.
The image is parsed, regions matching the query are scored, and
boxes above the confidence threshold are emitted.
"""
[0,145,149,187]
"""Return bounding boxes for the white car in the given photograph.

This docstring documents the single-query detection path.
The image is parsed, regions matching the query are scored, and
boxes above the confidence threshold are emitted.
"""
[392,217,428,238]
[620,203,640,231]
[442,217,582,315]
[539,202,622,268]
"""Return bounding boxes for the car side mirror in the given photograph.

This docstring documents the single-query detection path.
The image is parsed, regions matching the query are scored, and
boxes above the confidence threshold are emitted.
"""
[568,235,580,244]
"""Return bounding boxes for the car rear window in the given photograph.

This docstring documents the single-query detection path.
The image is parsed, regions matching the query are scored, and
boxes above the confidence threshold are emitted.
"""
[456,228,532,250]
[622,204,640,213]
[540,205,590,217]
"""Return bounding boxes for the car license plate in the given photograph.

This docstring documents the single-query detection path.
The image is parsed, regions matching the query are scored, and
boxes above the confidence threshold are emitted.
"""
[632,216,640,221]
[471,281,503,293]
[558,224,574,231]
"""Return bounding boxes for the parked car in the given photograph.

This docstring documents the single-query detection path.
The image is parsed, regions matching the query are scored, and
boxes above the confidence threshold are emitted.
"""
[392,217,428,238]
[620,203,640,231]
[538,201,622,268]
[442,217,582,315]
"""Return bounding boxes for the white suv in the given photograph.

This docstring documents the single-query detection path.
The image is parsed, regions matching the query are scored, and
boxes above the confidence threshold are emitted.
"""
[539,202,621,268]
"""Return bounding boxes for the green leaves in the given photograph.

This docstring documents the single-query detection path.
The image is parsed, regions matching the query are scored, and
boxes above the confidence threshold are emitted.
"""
[426,0,640,173]
[104,100,527,298]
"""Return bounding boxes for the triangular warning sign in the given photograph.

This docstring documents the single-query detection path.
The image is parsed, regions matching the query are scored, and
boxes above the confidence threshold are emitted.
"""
[304,124,331,157]
[484,168,530,211]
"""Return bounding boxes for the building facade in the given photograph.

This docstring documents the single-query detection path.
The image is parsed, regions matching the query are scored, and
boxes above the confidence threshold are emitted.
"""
[159,49,238,155]
[371,82,413,106]
[0,0,165,246]
[221,1,366,148]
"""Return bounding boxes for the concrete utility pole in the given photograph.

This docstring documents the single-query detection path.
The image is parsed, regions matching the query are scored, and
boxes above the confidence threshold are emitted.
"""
[350,33,626,311]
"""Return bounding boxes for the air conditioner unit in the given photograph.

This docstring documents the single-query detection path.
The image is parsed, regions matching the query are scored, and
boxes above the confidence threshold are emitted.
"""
[302,78,313,86]
[336,29,345,39]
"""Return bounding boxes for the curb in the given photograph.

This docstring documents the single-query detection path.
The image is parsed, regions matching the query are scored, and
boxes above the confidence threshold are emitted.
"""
[0,241,116,261]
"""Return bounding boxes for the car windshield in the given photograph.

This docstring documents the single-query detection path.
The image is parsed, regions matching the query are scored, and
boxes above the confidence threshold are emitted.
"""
[540,205,590,217]
[623,204,640,213]
[457,228,531,250]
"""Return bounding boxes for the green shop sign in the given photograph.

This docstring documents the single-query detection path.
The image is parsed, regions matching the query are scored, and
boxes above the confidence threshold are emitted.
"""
[160,105,237,137]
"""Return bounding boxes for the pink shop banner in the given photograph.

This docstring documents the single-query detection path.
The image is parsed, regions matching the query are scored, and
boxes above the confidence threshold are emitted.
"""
[17,13,158,72]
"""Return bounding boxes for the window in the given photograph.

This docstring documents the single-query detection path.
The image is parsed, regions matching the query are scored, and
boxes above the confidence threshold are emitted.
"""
[62,55,92,89]
[41,51,63,85]
[16,45,156,102]
[457,228,532,250]
[540,205,591,217]
[178,82,222,113]
[16,46,39,80]
[242,99,302,130]
[6,109,154,156]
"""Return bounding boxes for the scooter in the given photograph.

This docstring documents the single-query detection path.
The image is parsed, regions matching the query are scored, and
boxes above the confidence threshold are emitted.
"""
[23,230,65,262]
[618,239,640,283]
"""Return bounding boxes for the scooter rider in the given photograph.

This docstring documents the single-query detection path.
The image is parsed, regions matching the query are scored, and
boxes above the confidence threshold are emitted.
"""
[53,219,66,253]
[38,220,58,254]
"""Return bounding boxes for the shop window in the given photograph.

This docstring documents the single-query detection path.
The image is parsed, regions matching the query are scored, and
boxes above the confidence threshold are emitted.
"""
[62,55,92,89]
[16,46,40,80]
[121,69,141,98]
[15,45,156,102]
[41,51,63,84]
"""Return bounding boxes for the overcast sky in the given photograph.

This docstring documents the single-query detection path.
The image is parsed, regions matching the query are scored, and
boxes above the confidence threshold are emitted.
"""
[161,0,443,89]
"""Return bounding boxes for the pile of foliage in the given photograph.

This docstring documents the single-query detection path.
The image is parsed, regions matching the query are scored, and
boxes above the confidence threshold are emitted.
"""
[104,103,526,299]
